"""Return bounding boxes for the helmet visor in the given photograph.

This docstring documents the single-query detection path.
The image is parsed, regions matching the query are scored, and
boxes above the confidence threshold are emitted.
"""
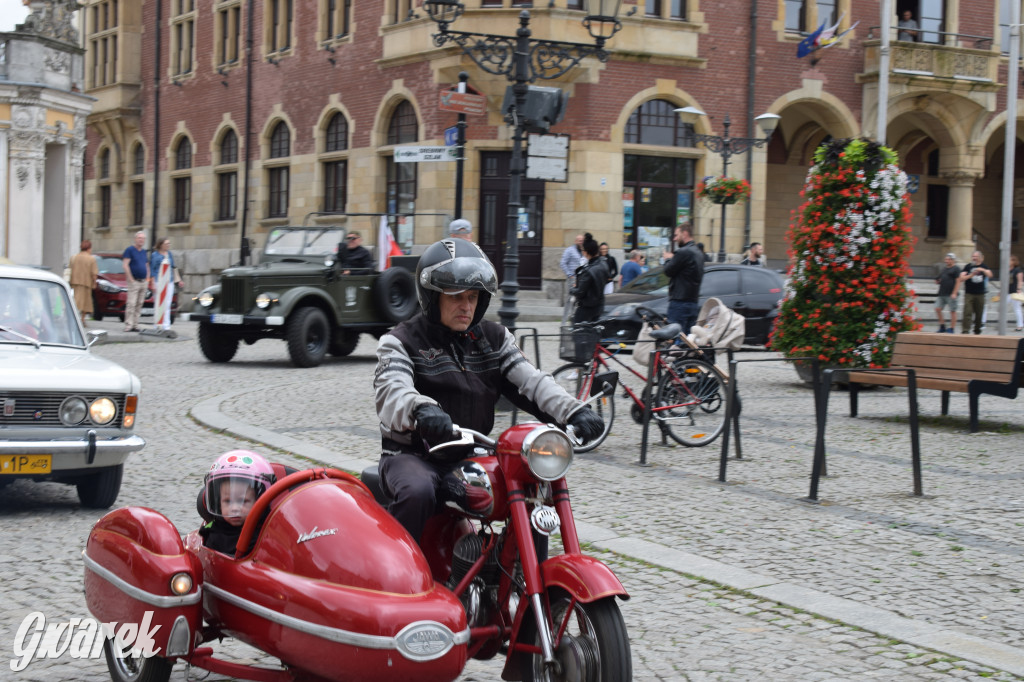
[420,257,498,297]
[205,474,267,521]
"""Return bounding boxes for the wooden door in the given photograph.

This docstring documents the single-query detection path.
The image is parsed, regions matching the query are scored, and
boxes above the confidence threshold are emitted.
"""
[479,151,545,290]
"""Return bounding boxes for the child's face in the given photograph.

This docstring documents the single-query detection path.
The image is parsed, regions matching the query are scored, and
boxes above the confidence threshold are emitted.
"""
[220,479,257,527]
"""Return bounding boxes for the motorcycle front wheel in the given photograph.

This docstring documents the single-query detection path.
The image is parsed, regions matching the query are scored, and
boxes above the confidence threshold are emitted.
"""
[521,589,631,682]
[103,637,173,682]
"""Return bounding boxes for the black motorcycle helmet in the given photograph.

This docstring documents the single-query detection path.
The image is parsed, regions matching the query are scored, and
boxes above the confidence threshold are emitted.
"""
[416,239,498,327]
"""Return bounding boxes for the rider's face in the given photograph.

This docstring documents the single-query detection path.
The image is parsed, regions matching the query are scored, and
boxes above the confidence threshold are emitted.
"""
[220,480,257,527]
[439,290,479,332]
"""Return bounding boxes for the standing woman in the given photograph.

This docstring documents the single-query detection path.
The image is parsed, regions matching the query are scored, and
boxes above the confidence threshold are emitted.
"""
[571,235,608,323]
[69,240,98,326]
[1010,254,1024,331]
[599,242,618,295]
[149,238,184,330]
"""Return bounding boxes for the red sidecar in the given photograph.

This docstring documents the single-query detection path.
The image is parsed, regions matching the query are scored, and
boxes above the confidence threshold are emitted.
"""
[84,468,469,682]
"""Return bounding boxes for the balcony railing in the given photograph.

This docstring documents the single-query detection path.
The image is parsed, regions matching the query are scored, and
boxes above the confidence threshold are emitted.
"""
[862,29,999,83]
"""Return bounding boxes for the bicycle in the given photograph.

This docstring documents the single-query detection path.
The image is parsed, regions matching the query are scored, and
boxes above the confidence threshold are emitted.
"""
[552,309,728,453]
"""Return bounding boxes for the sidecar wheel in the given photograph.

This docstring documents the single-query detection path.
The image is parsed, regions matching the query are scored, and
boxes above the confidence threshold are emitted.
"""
[521,589,631,682]
[103,637,173,682]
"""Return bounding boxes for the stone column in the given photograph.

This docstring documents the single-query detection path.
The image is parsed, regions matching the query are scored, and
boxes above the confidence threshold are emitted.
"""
[8,105,47,267]
[941,171,980,261]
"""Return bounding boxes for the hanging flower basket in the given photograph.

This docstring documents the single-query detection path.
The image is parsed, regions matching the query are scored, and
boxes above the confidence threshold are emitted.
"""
[697,176,751,205]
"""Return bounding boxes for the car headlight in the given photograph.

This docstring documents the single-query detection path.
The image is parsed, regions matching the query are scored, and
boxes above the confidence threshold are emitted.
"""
[59,397,88,425]
[89,397,117,425]
[522,426,574,482]
[198,292,215,308]
[97,280,123,293]
[255,293,276,309]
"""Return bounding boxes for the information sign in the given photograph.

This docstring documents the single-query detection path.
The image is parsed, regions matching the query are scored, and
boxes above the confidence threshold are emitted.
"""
[393,146,458,163]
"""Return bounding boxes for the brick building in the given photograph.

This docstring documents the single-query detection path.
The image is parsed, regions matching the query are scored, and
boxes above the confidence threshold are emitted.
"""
[81,0,1024,294]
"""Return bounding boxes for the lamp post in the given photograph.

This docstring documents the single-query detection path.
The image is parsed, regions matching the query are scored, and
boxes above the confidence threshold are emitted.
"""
[675,107,780,263]
[425,0,623,329]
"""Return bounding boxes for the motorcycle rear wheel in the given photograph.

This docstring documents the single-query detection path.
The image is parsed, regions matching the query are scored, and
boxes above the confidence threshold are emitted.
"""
[103,637,173,682]
[521,589,631,682]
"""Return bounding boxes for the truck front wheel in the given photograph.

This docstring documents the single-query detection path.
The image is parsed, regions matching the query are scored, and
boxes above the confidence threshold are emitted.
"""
[287,307,330,368]
[198,322,239,363]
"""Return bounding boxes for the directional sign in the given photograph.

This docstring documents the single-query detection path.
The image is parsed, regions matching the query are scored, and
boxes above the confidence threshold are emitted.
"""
[393,145,458,163]
[439,91,487,116]
[444,126,459,146]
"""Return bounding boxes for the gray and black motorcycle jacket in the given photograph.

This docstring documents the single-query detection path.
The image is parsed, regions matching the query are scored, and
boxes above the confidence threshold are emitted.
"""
[374,313,585,457]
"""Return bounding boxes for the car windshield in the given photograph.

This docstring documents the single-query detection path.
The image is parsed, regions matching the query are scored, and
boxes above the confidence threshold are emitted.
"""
[0,278,84,346]
[265,228,346,257]
[95,256,125,274]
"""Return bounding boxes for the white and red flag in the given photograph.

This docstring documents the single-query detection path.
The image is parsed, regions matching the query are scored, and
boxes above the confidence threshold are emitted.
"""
[377,216,403,270]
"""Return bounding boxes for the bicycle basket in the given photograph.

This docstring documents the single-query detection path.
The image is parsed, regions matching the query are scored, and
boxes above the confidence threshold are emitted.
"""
[559,326,601,363]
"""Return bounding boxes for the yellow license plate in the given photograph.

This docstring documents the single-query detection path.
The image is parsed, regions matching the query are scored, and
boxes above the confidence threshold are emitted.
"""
[0,454,52,474]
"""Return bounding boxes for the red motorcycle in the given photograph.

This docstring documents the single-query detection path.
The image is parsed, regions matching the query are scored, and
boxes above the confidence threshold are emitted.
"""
[83,421,632,682]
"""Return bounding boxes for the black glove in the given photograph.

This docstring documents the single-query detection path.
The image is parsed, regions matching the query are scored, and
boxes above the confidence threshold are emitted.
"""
[414,404,454,443]
[567,408,604,443]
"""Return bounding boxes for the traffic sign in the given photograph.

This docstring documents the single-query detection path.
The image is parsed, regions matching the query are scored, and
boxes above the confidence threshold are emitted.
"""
[393,145,458,163]
[444,126,459,146]
[439,90,487,116]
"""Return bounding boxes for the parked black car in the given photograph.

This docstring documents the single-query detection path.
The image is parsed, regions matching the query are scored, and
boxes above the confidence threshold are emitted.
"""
[598,264,785,346]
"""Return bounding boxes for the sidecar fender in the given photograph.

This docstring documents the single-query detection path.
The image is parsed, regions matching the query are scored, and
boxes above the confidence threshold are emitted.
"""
[83,507,203,658]
[541,554,629,602]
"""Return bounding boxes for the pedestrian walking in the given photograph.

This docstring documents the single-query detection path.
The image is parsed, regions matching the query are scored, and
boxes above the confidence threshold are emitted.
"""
[620,250,644,288]
[448,218,473,240]
[741,242,767,267]
[121,231,149,332]
[69,240,98,327]
[560,233,585,301]
[572,235,608,323]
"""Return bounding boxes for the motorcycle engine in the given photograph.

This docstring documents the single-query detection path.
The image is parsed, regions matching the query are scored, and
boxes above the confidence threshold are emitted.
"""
[447,531,499,628]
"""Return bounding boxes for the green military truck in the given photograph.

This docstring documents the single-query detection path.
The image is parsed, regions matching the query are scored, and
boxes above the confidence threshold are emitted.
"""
[185,226,417,367]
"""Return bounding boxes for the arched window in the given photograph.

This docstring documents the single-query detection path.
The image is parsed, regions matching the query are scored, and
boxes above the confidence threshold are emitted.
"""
[267,122,290,217]
[322,113,349,213]
[99,148,110,179]
[624,99,693,147]
[132,144,145,175]
[217,129,239,221]
[622,100,696,251]
[172,137,192,223]
[386,101,418,233]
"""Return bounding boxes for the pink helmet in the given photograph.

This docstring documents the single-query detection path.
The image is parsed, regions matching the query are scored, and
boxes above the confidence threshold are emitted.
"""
[204,450,275,519]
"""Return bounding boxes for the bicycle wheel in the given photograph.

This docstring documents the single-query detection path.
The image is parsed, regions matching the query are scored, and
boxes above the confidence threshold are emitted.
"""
[551,362,615,453]
[653,358,727,447]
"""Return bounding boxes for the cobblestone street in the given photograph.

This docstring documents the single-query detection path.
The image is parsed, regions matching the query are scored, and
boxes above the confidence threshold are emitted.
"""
[2,319,1023,681]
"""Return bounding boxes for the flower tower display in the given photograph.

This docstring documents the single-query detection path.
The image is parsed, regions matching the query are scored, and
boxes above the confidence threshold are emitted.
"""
[769,138,919,369]
[697,176,752,204]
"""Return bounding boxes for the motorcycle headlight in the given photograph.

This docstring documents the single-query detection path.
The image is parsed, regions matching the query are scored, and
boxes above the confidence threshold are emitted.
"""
[198,292,215,308]
[59,397,88,425]
[522,426,574,482]
[255,293,276,309]
[89,397,117,425]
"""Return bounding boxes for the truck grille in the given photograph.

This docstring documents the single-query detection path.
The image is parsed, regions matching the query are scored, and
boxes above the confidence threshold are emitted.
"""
[0,392,127,428]
[220,279,250,313]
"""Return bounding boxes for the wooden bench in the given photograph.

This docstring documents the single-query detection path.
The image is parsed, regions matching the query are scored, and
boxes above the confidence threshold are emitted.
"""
[846,332,1024,432]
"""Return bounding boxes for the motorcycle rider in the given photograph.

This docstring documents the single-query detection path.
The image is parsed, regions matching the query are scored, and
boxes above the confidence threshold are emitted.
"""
[199,450,276,556]
[373,238,604,543]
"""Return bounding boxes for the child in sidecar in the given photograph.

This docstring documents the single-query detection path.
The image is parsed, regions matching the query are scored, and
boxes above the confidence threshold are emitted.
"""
[198,450,276,556]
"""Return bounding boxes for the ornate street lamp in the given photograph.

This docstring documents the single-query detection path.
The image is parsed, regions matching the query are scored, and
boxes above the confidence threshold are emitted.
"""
[425,0,623,329]
[675,106,781,263]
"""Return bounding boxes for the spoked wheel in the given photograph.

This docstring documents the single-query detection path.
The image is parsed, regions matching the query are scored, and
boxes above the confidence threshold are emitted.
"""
[521,589,631,682]
[551,363,615,452]
[103,637,173,682]
[654,358,727,447]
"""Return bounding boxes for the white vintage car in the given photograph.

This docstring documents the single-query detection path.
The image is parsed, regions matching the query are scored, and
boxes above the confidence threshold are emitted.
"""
[0,265,145,508]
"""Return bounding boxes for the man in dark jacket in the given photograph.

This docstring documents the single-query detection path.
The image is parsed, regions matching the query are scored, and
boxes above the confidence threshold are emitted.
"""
[662,223,704,333]
[571,235,608,323]
[373,239,604,543]
[339,231,375,273]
